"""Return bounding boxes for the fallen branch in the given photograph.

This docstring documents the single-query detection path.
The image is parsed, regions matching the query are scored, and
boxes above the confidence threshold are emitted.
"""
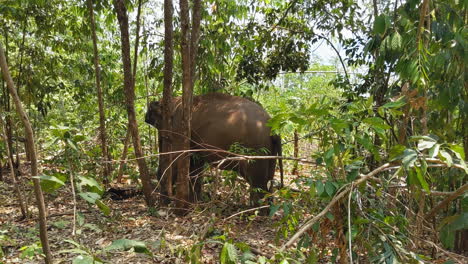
[425,183,468,219]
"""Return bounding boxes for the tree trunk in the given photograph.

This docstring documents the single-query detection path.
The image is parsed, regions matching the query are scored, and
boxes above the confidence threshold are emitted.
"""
[175,0,201,213]
[176,0,193,212]
[0,44,53,263]
[87,0,111,185]
[159,0,175,203]
[113,0,155,207]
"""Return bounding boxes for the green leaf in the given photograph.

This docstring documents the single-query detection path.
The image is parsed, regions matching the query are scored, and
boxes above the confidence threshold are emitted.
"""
[316,181,325,196]
[449,144,465,160]
[417,137,437,151]
[220,242,238,264]
[33,174,66,186]
[78,176,104,195]
[33,174,66,194]
[373,15,387,35]
[363,117,391,130]
[330,118,348,132]
[382,97,406,109]
[105,239,152,256]
[401,149,418,169]
[269,204,280,217]
[389,145,406,161]
[439,150,453,167]
[414,166,430,193]
[95,200,111,216]
[325,181,336,197]
[78,192,100,204]
[428,144,441,158]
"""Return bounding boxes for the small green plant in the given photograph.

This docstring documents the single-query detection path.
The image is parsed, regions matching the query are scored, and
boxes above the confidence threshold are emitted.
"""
[59,240,104,264]
[19,242,43,260]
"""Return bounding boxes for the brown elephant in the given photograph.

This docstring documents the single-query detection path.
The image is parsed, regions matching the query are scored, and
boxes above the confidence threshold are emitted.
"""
[145,93,283,206]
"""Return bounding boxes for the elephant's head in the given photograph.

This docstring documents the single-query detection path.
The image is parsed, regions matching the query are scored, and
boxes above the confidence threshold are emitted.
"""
[145,101,162,128]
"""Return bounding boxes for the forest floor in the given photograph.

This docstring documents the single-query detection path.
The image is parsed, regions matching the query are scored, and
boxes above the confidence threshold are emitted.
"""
[0,164,302,264]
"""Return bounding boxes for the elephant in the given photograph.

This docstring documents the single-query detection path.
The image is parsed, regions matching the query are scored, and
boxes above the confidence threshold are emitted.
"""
[145,93,283,206]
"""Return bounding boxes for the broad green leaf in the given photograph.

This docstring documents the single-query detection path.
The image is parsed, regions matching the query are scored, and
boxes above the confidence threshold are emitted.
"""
[363,117,391,130]
[373,15,387,35]
[33,174,66,194]
[105,239,151,255]
[330,118,348,132]
[33,175,66,186]
[316,181,325,196]
[382,97,406,109]
[429,144,441,158]
[325,181,336,197]
[414,166,430,192]
[449,144,465,160]
[78,192,100,204]
[220,242,237,264]
[95,200,111,216]
[417,138,437,151]
[401,149,418,169]
[269,204,280,217]
[439,150,453,167]
[78,176,104,195]
[389,145,406,161]
[73,134,87,143]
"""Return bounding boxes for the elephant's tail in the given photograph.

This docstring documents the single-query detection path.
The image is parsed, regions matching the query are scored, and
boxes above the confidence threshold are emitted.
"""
[272,135,284,188]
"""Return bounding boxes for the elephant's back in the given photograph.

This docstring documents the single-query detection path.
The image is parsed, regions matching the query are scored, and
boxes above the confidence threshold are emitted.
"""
[191,93,273,152]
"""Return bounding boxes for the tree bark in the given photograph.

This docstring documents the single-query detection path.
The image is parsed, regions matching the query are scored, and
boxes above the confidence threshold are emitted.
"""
[87,0,111,185]
[132,0,143,82]
[176,0,193,211]
[113,0,155,206]
[0,44,53,263]
[174,0,202,212]
[160,0,175,202]
[292,130,299,175]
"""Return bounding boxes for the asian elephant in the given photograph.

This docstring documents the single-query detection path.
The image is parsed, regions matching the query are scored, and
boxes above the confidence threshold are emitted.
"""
[145,93,283,206]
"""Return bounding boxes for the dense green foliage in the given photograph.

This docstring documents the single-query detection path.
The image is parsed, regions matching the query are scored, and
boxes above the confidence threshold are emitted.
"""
[1,0,466,263]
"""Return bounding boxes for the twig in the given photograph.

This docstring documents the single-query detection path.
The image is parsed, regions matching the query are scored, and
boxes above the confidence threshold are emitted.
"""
[223,205,270,221]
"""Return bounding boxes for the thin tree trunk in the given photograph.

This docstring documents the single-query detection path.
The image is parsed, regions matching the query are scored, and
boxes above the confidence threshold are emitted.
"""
[0,118,27,218]
[0,43,53,263]
[132,0,143,82]
[292,130,299,175]
[115,0,143,186]
[113,0,156,206]
[160,0,175,203]
[87,0,111,185]
[175,0,202,212]
[176,0,193,212]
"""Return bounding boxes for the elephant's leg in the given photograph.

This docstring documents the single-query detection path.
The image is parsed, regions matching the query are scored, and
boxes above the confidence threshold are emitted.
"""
[245,160,271,207]
[189,157,205,202]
